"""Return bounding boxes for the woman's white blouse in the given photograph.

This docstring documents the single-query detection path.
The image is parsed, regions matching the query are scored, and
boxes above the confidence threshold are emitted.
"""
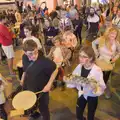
[92,39,120,62]
[66,64,106,99]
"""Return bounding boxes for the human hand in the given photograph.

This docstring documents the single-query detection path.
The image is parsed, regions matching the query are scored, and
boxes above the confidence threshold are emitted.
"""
[90,83,97,93]
[20,79,24,86]
[110,58,116,63]
[42,83,52,92]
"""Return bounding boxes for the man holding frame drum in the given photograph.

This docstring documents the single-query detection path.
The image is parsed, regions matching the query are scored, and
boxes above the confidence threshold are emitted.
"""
[20,40,58,120]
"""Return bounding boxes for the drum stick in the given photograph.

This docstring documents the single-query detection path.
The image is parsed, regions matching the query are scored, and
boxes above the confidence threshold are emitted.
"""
[35,91,43,95]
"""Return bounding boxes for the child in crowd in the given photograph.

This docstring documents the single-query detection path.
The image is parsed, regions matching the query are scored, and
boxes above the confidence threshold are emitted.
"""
[66,46,106,120]
[47,35,71,90]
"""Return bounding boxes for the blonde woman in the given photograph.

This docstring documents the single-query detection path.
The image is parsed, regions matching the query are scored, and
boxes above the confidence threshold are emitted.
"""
[62,30,77,49]
[92,27,120,99]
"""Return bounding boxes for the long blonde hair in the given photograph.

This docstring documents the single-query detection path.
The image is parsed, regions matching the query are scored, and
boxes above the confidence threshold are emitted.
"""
[98,27,120,51]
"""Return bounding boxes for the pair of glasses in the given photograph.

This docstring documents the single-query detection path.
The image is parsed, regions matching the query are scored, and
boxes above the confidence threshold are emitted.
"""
[25,50,38,57]
[79,55,89,59]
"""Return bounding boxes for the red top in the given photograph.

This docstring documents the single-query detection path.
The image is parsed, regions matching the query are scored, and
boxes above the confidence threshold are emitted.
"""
[0,24,12,46]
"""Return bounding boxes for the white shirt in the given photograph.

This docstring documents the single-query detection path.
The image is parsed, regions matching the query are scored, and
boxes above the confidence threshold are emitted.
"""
[87,14,100,23]
[53,47,63,67]
[23,36,42,50]
[66,64,106,99]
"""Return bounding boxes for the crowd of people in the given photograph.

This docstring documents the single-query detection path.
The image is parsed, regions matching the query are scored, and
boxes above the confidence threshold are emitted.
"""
[0,0,120,120]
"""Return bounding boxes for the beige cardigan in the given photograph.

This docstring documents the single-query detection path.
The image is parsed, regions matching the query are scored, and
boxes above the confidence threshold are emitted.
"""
[47,46,71,66]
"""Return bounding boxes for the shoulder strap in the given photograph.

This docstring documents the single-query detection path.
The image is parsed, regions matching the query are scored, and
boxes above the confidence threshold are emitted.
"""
[25,61,34,72]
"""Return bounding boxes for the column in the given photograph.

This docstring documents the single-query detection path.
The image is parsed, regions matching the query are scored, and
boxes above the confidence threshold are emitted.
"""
[74,0,81,9]
[86,0,91,6]
[57,0,64,6]
[53,0,57,10]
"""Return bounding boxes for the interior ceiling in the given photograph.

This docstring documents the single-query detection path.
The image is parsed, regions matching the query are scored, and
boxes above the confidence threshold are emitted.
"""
[0,0,15,2]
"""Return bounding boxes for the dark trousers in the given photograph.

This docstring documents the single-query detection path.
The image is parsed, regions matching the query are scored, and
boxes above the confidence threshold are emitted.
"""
[0,104,7,120]
[76,95,98,120]
[103,71,111,84]
[17,67,23,80]
[38,93,50,120]
[74,29,82,45]
[53,66,65,85]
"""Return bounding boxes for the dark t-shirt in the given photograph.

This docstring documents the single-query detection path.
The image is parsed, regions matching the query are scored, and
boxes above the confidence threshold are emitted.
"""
[81,66,91,90]
[81,66,91,78]
[22,54,56,92]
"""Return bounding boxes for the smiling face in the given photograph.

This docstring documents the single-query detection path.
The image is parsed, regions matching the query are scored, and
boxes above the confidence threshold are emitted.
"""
[108,31,117,41]
[53,40,61,47]
[24,28,32,37]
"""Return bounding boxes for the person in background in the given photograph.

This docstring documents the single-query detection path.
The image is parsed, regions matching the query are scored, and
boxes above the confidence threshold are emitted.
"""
[97,9,105,28]
[92,27,120,99]
[59,17,74,34]
[72,13,83,45]
[47,35,71,90]
[0,14,15,75]
[23,25,42,50]
[49,11,60,30]
[17,24,42,80]
[86,7,100,42]
[112,6,118,19]
[15,9,22,23]
[69,5,78,20]
[0,77,7,120]
[62,30,77,49]
[98,16,112,36]
[112,9,120,29]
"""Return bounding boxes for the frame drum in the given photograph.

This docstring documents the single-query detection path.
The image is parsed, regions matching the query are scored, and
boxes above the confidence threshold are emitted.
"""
[95,59,113,71]
[12,91,37,111]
